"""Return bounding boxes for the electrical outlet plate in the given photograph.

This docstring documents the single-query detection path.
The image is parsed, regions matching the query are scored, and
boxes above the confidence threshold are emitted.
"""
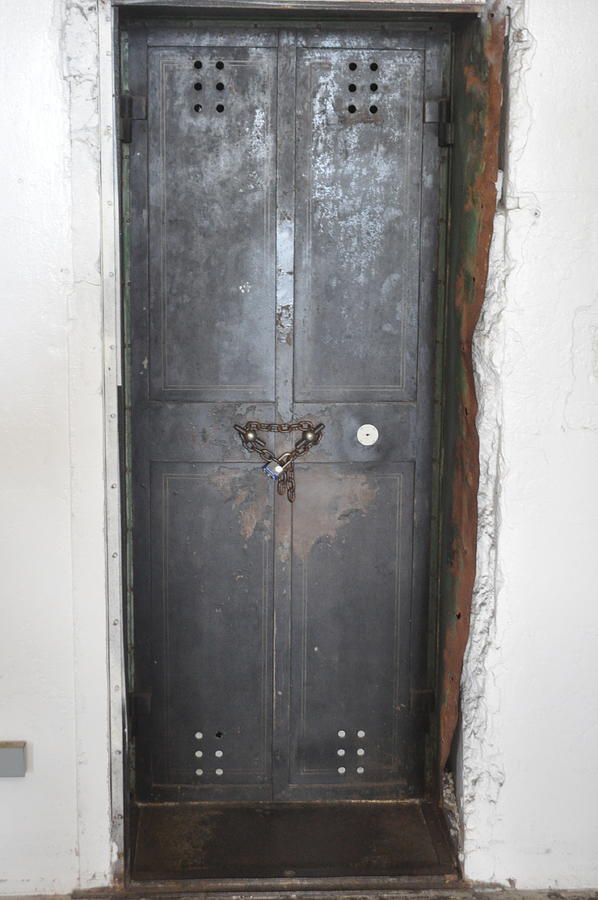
[0,742,26,777]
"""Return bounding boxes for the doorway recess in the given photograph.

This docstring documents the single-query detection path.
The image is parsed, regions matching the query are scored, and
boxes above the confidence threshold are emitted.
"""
[114,1,504,889]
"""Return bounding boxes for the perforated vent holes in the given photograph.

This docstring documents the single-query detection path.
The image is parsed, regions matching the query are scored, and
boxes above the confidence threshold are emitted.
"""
[345,62,382,117]
[335,728,367,775]
[193,729,226,778]
[191,60,227,114]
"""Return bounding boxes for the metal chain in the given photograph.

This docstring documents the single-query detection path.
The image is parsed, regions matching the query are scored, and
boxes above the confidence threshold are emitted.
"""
[233,420,325,503]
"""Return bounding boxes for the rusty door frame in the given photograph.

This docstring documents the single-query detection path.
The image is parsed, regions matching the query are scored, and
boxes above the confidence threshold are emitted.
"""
[105,0,506,888]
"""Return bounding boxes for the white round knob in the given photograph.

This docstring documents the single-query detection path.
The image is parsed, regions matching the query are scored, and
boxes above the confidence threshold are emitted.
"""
[357,424,379,446]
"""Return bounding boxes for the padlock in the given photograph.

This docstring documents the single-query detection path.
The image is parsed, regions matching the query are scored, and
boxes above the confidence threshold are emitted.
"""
[262,462,284,481]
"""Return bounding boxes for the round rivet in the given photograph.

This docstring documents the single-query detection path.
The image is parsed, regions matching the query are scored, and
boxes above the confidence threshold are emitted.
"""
[246,431,255,441]
[305,431,315,442]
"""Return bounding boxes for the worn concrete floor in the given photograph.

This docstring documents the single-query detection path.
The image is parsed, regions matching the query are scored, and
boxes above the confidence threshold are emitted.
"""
[9,890,598,900]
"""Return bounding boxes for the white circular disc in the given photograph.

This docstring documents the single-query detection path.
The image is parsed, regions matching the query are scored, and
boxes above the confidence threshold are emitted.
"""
[357,424,379,446]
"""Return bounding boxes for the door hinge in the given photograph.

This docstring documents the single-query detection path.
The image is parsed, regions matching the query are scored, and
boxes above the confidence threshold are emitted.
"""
[424,97,453,148]
[120,92,147,143]
[411,688,436,715]
[129,690,152,716]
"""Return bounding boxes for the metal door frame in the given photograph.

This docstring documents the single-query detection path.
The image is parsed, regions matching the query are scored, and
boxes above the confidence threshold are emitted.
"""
[95,0,505,888]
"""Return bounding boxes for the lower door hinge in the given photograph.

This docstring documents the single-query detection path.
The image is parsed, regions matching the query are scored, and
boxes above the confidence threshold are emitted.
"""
[424,97,453,147]
[120,93,147,143]
[411,688,436,715]
[129,690,152,717]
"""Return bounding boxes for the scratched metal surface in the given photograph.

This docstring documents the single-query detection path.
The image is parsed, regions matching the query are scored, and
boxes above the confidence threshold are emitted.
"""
[126,21,447,804]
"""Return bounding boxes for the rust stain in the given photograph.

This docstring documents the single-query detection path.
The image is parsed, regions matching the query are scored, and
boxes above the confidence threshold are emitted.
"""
[438,2,506,780]
[293,472,378,559]
[239,500,262,541]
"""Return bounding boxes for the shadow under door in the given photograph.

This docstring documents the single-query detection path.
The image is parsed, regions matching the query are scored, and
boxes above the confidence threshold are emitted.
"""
[123,16,454,879]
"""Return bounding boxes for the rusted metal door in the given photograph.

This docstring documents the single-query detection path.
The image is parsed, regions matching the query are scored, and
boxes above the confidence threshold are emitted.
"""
[125,19,447,806]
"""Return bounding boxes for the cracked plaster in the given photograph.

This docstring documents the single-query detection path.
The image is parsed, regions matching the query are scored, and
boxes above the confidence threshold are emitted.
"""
[461,0,598,888]
[2,0,598,894]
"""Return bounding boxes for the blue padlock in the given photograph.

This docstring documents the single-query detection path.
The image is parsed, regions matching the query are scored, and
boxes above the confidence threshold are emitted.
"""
[262,462,284,481]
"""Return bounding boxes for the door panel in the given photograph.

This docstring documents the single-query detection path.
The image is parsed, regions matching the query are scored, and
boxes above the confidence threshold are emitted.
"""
[286,463,415,797]
[147,44,277,402]
[294,48,424,403]
[125,21,447,805]
[150,463,273,792]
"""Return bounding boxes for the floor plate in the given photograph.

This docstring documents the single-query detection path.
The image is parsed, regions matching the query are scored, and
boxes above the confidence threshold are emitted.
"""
[133,801,457,880]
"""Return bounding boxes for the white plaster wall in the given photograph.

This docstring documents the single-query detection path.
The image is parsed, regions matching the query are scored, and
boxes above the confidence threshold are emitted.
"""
[0,0,112,894]
[1,0,598,894]
[462,0,598,888]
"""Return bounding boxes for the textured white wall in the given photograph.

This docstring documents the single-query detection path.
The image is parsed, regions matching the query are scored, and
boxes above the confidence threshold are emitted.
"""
[462,0,598,888]
[0,0,112,894]
[1,0,598,894]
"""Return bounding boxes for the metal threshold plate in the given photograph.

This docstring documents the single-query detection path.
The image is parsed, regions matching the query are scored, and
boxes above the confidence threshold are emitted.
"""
[133,801,457,880]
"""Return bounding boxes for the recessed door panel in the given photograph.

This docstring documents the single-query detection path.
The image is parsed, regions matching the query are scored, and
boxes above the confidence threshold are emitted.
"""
[150,463,273,793]
[286,463,416,797]
[294,48,424,403]
[147,46,277,402]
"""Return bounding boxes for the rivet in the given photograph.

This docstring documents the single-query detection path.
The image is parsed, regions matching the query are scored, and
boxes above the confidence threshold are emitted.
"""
[246,431,256,441]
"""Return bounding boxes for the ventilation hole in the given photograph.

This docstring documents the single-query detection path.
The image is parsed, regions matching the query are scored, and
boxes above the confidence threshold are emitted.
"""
[357,748,365,756]
[194,104,203,113]
[215,731,223,738]
[370,62,378,71]
[370,83,378,92]
[216,60,224,70]
[369,105,378,115]
[357,730,366,738]
[356,766,365,774]
[347,105,356,114]
[215,768,224,776]
[194,60,202,69]
[216,104,225,113]
[348,83,357,93]
[216,82,225,91]
[195,731,203,740]
[195,768,203,776]
[337,730,346,738]
[194,82,202,91]
[338,766,346,774]
[195,750,203,758]
[337,748,345,757]
[215,749,223,758]
[349,61,357,71]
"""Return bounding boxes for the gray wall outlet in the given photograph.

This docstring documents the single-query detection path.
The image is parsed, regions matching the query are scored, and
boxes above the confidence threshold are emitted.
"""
[0,742,27,777]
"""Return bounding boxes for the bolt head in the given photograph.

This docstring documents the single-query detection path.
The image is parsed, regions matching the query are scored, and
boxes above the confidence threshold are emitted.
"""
[246,431,256,442]
[305,431,315,442]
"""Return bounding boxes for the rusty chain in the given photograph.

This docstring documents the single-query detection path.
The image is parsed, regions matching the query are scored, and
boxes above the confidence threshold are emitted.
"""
[233,420,325,503]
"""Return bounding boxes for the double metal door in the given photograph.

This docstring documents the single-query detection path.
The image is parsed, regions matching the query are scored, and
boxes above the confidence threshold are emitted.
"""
[125,19,447,804]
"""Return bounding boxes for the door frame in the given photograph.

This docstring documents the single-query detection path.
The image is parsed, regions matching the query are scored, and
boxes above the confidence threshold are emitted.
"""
[97,0,505,887]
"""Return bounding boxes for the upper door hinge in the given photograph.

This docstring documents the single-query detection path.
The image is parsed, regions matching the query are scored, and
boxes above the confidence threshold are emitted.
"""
[424,97,453,148]
[120,92,147,143]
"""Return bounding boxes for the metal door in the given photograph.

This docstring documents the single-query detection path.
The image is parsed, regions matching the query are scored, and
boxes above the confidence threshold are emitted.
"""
[124,19,447,806]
